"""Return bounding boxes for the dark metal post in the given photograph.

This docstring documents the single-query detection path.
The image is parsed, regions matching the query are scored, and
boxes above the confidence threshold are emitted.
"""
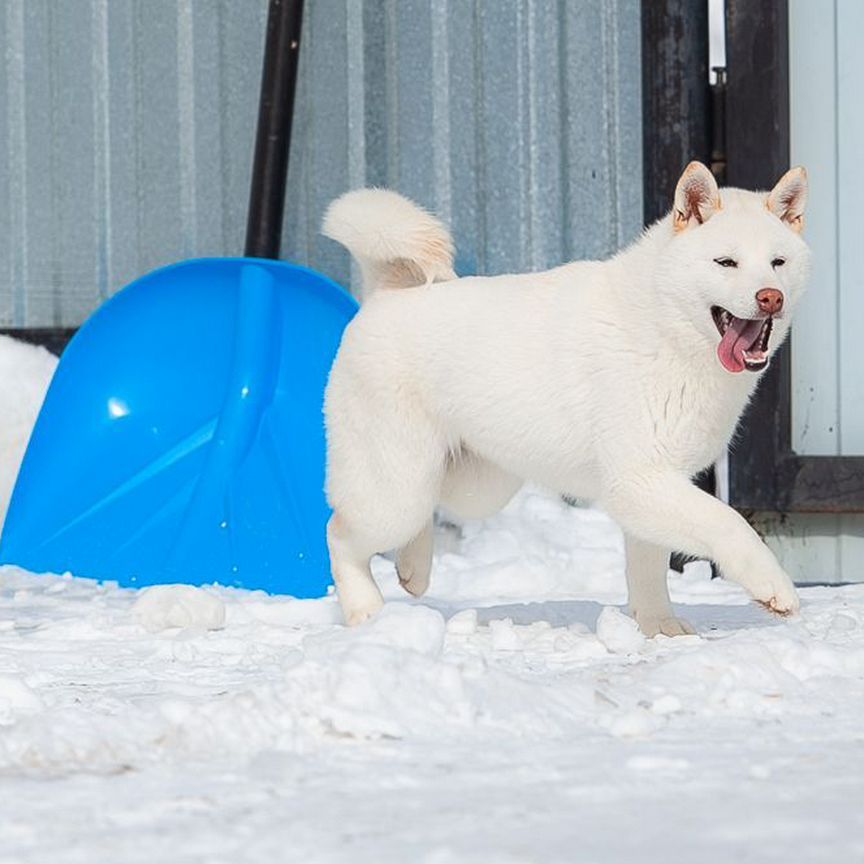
[641,0,711,225]
[642,0,715,571]
[710,67,727,184]
[244,0,305,260]
[725,0,791,509]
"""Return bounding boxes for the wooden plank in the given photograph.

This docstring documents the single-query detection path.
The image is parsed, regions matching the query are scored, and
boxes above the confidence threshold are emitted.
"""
[780,455,864,512]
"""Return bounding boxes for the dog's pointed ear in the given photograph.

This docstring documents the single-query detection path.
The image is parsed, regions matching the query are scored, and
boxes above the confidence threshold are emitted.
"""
[767,166,808,233]
[673,162,722,233]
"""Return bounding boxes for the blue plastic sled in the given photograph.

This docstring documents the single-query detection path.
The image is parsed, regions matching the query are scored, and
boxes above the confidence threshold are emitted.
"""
[0,259,357,596]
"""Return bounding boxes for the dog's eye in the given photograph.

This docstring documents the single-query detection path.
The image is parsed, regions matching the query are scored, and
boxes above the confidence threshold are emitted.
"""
[771,257,786,268]
[714,257,738,268]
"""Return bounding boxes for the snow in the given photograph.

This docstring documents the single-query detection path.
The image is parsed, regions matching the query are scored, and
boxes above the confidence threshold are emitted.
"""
[2,336,864,863]
[0,336,57,532]
[132,585,227,633]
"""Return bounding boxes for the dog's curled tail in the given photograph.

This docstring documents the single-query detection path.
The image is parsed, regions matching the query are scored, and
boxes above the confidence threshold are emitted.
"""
[322,189,456,293]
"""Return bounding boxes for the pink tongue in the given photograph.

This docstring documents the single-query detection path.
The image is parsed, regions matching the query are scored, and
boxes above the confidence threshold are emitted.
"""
[717,317,764,373]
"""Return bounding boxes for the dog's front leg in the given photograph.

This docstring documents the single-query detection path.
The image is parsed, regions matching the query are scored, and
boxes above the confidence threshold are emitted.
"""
[604,472,799,616]
[624,534,694,637]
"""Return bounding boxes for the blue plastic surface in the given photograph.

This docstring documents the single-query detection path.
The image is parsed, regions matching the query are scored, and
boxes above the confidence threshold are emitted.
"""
[0,259,358,597]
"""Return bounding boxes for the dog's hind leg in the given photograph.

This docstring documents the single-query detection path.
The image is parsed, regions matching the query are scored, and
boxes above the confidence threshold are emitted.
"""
[393,451,520,600]
[328,472,441,625]
[329,479,440,625]
[327,514,385,626]
[326,376,445,624]
[397,520,434,597]
[625,533,694,637]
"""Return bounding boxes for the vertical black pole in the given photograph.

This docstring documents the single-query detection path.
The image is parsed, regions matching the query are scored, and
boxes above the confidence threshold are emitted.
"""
[244,0,304,260]
[641,0,714,573]
[641,0,711,225]
[710,67,727,185]
[725,0,791,509]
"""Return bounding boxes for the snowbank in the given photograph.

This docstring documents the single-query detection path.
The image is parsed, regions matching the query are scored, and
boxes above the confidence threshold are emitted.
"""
[0,336,56,530]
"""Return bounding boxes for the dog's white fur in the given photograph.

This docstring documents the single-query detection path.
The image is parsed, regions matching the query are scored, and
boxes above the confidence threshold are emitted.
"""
[322,162,811,636]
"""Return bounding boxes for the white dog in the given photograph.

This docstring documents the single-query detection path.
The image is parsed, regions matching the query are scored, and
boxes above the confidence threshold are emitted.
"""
[322,161,810,636]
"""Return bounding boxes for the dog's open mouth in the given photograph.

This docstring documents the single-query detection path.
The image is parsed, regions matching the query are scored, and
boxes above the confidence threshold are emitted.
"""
[711,306,773,374]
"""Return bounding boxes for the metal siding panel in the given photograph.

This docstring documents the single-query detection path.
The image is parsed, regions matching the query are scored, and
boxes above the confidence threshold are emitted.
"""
[50,1,99,325]
[526,0,565,271]
[789,0,840,456]
[20,0,53,326]
[0,0,642,319]
[133,0,183,275]
[104,0,141,294]
[613,0,643,245]
[345,0,366,192]
[758,512,842,584]
[281,14,313,271]
[443,0,481,276]
[561,1,617,261]
[835,1,864,581]
[188,0,226,256]
[217,0,267,258]
[391,0,436,204]
[477,0,530,274]
[342,0,367,296]
[0,0,21,324]
[283,0,353,281]
[91,0,111,306]
[761,511,864,585]
[430,0,453,227]
[839,516,864,583]
[836,0,864,455]
[361,0,389,191]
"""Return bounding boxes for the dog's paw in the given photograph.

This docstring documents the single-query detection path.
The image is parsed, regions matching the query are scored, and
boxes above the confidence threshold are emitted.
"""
[635,612,696,638]
[397,568,430,598]
[337,585,385,627]
[343,598,384,627]
[754,590,800,617]
[742,564,800,617]
[725,546,801,618]
[396,530,432,598]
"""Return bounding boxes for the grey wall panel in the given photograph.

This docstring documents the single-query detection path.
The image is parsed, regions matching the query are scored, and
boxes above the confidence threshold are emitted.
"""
[0,0,642,326]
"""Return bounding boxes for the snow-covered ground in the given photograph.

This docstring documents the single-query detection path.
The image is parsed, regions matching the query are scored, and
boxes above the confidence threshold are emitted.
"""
[1,337,864,863]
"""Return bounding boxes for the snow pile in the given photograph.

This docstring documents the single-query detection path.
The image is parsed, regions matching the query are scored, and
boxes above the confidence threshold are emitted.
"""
[0,336,56,530]
[2,526,863,773]
[1,334,864,862]
[132,585,227,633]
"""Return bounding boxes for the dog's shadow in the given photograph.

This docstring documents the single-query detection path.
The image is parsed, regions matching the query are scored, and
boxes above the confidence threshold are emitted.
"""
[425,598,783,634]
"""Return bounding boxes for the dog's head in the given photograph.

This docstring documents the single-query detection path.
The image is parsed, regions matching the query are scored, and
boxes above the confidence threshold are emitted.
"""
[659,161,810,374]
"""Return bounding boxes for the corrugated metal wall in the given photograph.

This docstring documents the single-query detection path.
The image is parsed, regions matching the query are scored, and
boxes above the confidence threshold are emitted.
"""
[0,0,642,327]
